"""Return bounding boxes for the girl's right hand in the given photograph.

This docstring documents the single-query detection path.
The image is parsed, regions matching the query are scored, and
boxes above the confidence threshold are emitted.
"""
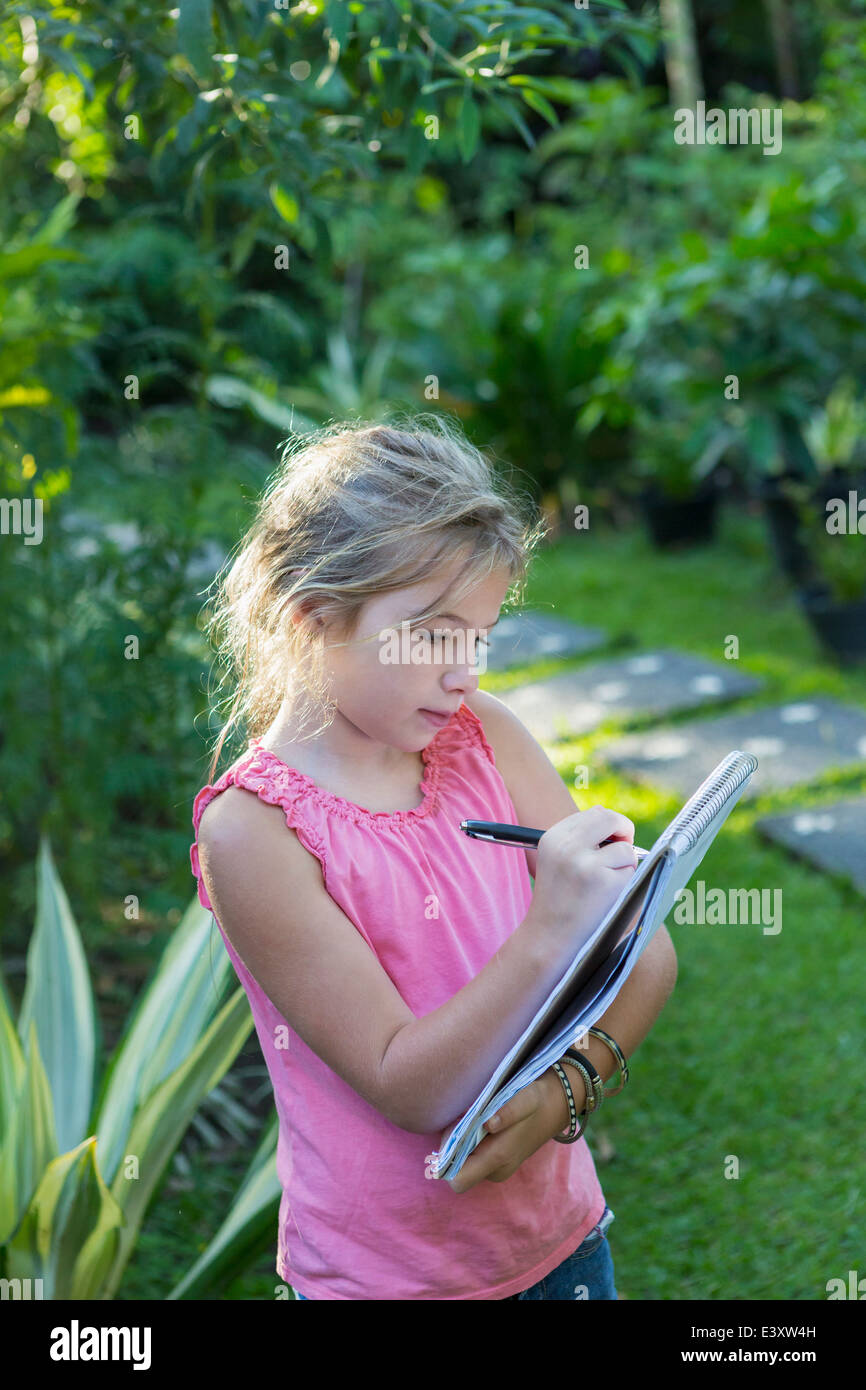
[530,805,639,943]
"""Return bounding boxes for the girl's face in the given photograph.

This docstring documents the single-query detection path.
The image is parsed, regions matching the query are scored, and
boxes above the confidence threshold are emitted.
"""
[315,556,513,756]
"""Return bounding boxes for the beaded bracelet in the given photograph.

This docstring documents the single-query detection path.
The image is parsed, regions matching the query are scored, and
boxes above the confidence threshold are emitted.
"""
[558,1056,596,1144]
[550,1027,631,1143]
[549,1061,584,1142]
[587,1026,629,1096]
[551,1056,597,1143]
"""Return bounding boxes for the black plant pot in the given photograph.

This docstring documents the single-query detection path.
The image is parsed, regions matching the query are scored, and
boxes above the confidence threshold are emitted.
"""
[755,472,815,586]
[797,586,866,666]
[640,483,718,549]
[811,466,866,516]
[757,468,866,586]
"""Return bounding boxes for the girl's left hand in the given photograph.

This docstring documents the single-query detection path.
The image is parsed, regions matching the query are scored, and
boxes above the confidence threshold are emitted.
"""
[447,1071,565,1195]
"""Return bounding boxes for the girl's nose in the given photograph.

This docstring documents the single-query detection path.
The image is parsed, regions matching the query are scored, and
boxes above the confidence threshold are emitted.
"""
[444,666,481,694]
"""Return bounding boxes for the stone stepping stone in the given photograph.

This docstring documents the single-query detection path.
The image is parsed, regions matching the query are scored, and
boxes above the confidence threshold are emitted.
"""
[603,697,866,799]
[755,798,866,893]
[484,612,608,672]
[493,648,762,741]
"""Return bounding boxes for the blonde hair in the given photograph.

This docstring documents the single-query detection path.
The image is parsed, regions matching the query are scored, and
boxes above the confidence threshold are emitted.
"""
[201,412,547,783]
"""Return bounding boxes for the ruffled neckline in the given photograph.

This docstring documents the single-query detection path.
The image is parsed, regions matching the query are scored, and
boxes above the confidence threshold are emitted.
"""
[239,707,470,829]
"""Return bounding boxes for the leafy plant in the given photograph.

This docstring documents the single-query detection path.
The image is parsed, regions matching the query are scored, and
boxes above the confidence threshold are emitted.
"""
[206,329,400,434]
[570,75,866,498]
[627,413,735,501]
[0,837,267,1299]
[754,378,866,602]
[165,1112,281,1301]
[780,475,866,604]
[810,521,866,603]
[803,376,866,475]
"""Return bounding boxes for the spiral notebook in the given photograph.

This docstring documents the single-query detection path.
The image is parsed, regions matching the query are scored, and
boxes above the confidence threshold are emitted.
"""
[425,749,758,1183]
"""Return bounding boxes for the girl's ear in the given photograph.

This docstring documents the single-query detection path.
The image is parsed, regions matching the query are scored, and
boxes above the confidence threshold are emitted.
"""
[287,584,325,632]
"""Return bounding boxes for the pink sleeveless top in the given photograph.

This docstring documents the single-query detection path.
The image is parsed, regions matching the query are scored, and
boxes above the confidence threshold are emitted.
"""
[190,702,605,1300]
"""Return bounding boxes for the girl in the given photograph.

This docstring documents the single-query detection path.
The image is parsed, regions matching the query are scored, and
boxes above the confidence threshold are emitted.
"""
[190,416,678,1301]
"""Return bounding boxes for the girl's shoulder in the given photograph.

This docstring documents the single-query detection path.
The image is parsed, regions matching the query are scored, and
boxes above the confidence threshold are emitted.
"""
[459,689,514,765]
[191,747,331,910]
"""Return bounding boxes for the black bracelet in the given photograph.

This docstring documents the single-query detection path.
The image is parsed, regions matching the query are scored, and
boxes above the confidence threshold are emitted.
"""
[564,1048,604,1111]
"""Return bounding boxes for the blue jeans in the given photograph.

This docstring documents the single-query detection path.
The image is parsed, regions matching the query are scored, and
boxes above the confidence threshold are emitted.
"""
[294,1205,616,1301]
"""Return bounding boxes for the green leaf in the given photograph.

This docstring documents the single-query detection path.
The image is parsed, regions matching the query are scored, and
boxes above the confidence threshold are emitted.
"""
[419,79,463,95]
[611,45,642,89]
[204,374,318,434]
[457,90,481,163]
[325,0,352,48]
[182,135,223,218]
[577,400,606,435]
[103,987,254,1298]
[177,0,214,74]
[505,75,584,104]
[18,838,95,1157]
[487,90,535,148]
[519,87,559,127]
[32,194,82,247]
[0,974,25,1149]
[405,118,432,176]
[229,220,261,274]
[173,94,218,156]
[0,1021,58,1246]
[231,292,308,342]
[744,414,782,474]
[92,893,234,1186]
[6,1137,123,1300]
[167,1115,281,1299]
[693,427,738,483]
[0,247,84,280]
[625,29,659,67]
[269,182,300,224]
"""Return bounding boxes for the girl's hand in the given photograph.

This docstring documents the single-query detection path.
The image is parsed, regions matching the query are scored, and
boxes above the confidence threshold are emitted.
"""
[447,1070,568,1195]
[530,805,638,949]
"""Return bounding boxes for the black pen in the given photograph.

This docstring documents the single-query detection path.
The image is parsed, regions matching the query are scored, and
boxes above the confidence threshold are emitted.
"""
[460,819,650,856]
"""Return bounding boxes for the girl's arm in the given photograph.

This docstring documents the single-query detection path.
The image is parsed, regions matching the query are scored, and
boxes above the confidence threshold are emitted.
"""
[552,919,678,1112]
[446,925,676,1193]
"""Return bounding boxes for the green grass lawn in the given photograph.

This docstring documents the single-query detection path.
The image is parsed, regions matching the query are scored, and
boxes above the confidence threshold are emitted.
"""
[124,505,865,1300]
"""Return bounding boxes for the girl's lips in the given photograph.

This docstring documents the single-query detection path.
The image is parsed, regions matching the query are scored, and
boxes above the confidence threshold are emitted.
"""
[419,708,452,728]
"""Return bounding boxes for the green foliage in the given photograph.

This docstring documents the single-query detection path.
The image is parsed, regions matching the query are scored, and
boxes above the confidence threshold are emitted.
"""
[803,376,866,475]
[0,0,861,931]
[572,88,866,492]
[811,521,866,603]
[0,2,646,938]
[0,839,268,1299]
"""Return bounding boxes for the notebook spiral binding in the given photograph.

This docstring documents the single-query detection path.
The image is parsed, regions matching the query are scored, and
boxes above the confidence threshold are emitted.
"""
[662,750,758,853]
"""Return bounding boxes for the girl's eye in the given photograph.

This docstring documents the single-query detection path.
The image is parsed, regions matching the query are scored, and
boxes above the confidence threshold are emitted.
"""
[413,629,489,650]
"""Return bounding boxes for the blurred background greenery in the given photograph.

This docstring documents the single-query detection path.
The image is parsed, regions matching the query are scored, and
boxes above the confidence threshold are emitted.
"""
[1,0,865,1300]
